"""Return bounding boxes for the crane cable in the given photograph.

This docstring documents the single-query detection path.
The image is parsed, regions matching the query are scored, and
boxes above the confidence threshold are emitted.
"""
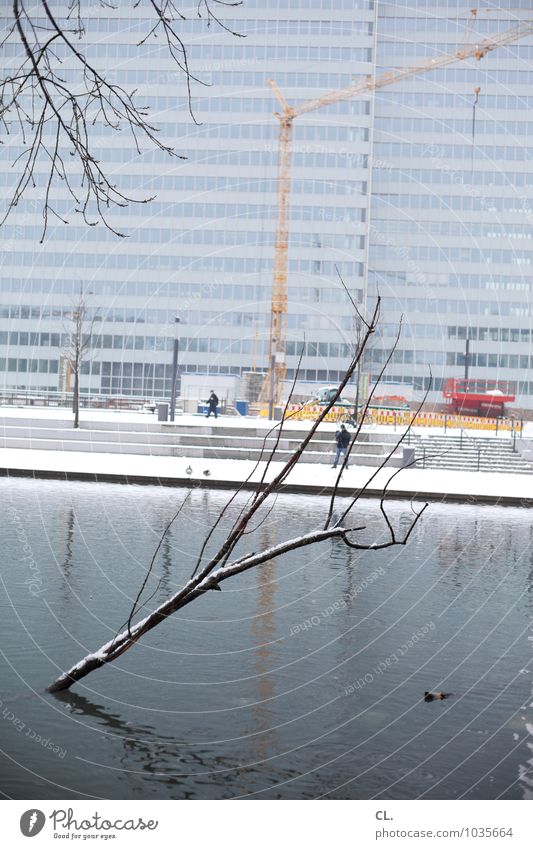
[471,86,481,172]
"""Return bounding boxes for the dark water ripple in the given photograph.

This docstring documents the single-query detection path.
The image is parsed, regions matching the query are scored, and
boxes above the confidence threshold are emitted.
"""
[1,478,532,799]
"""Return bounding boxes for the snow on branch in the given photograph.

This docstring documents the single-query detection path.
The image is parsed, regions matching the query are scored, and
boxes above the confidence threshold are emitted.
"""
[47,297,429,693]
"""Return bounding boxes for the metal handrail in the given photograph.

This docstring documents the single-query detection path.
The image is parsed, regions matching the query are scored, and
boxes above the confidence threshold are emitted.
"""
[0,390,167,412]
[458,427,486,472]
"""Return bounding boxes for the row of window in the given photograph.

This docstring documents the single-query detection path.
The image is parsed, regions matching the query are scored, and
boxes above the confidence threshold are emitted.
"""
[99,362,173,377]
[373,194,532,214]
[41,0,374,8]
[370,245,533,266]
[448,326,533,343]
[179,311,355,331]
[106,145,529,174]
[375,117,533,135]
[373,169,533,187]
[203,70,359,88]
[378,17,524,33]
[402,68,533,85]
[377,297,533,318]
[3,356,533,390]
[2,225,365,251]
[61,146,370,170]
[19,60,520,93]
[374,143,532,162]
[369,271,532,293]
[12,17,373,35]
[5,327,533,355]
[377,43,533,58]
[376,92,533,111]
[0,278,360,303]
[1,171,370,196]
[1,359,59,374]
[0,332,170,351]
[4,198,367,224]
[0,307,173,323]
[102,368,353,390]
[385,0,529,7]
[36,120,370,143]
[445,352,533,370]
[372,220,533,239]
[0,252,363,276]
[1,306,355,331]
[367,348,446,366]
[149,94,371,117]
[0,43,374,62]
[245,0,373,7]
[0,67,358,91]
[0,334,309,358]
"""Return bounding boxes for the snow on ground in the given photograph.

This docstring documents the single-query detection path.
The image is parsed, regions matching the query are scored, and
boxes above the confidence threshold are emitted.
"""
[0,445,530,505]
[0,403,525,438]
[0,405,530,503]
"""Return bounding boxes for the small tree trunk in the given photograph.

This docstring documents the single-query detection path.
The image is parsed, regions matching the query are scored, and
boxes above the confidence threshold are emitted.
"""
[73,368,79,429]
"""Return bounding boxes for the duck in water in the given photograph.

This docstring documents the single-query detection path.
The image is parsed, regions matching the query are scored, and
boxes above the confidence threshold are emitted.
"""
[424,691,452,702]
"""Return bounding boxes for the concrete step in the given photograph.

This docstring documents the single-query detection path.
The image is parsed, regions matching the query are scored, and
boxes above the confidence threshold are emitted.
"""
[0,435,403,466]
[0,428,398,456]
[409,432,533,474]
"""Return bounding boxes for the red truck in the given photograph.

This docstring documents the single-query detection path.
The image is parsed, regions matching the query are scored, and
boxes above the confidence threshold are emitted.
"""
[443,379,515,417]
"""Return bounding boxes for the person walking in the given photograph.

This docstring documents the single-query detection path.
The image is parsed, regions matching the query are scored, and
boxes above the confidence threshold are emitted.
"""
[205,390,219,419]
[331,424,351,469]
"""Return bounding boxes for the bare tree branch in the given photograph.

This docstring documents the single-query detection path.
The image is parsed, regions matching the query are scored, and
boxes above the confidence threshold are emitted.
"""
[47,301,430,694]
[0,0,243,237]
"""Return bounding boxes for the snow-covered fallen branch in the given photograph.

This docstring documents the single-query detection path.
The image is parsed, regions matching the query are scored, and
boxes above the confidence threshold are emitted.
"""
[47,295,429,693]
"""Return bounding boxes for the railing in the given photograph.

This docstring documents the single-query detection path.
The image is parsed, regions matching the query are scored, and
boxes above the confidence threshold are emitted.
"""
[0,390,163,411]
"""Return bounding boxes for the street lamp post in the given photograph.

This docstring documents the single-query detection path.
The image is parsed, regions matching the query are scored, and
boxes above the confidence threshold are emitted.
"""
[169,315,180,422]
[268,337,276,421]
[464,337,470,381]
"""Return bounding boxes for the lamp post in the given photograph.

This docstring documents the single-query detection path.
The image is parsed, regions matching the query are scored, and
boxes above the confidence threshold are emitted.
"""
[169,315,180,422]
[464,337,470,381]
[268,337,276,421]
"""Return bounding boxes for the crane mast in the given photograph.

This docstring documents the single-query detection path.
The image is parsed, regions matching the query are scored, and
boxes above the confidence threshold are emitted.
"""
[267,112,292,416]
[262,15,533,411]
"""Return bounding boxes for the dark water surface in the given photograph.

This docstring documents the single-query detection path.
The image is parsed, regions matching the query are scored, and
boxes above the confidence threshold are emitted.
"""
[1,478,532,800]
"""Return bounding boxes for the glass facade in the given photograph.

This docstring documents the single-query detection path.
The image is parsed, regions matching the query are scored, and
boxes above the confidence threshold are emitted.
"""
[1,0,532,404]
[0,1,373,397]
[369,1,533,400]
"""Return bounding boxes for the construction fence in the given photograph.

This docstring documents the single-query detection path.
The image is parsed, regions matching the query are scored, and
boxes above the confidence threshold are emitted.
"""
[282,404,523,434]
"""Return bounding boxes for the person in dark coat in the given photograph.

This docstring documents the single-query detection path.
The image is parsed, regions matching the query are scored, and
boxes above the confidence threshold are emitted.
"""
[331,424,351,469]
[205,390,219,419]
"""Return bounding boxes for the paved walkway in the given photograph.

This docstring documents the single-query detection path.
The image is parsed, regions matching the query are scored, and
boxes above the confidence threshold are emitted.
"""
[0,406,531,505]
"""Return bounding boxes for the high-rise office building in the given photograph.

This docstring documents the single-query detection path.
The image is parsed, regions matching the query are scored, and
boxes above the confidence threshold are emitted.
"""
[369,0,533,404]
[1,1,532,406]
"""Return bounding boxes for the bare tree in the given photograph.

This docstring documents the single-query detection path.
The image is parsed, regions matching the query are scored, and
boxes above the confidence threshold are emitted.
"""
[0,0,243,239]
[61,285,99,428]
[47,297,429,693]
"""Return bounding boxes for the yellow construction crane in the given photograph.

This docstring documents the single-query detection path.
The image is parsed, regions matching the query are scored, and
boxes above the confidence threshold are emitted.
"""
[263,15,533,411]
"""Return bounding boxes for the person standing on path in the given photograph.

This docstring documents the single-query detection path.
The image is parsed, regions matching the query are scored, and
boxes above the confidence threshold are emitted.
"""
[331,424,351,469]
[205,390,219,419]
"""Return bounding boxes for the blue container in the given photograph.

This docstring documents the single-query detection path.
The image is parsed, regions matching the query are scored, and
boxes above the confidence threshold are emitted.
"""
[197,403,221,416]
[235,399,249,416]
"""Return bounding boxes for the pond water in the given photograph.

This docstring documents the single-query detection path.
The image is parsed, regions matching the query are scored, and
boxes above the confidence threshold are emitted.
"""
[1,477,533,800]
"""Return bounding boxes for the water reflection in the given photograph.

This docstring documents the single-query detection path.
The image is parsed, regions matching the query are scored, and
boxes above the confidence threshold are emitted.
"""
[52,688,300,800]
[250,527,279,738]
[3,481,533,800]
